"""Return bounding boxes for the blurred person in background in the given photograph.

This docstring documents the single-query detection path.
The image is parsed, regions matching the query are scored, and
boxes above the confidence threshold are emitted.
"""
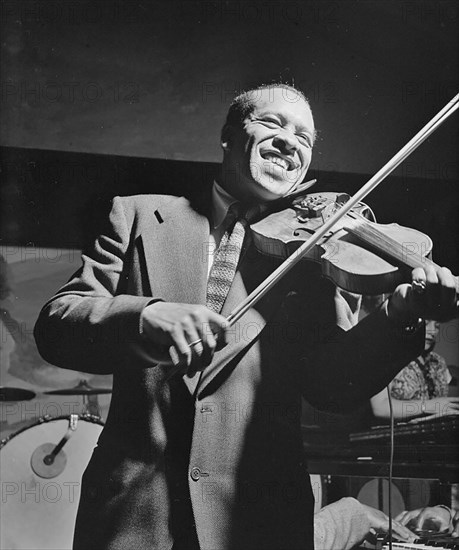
[371,320,459,421]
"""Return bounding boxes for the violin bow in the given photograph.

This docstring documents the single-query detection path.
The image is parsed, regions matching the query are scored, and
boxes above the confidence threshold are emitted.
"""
[226,92,459,326]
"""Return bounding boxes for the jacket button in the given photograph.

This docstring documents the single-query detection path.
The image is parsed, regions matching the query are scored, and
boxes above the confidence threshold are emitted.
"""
[190,467,201,481]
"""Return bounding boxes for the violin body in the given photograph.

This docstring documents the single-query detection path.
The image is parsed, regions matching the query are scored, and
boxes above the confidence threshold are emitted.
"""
[251,192,434,295]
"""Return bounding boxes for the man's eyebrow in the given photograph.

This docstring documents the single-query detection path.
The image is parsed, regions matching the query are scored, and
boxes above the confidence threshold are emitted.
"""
[250,111,281,119]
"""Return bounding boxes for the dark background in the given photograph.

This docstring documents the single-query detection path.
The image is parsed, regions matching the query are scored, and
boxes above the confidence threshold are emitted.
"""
[1,0,458,169]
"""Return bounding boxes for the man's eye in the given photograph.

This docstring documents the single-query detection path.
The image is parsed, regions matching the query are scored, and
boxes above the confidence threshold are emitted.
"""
[297,134,312,147]
[260,118,281,127]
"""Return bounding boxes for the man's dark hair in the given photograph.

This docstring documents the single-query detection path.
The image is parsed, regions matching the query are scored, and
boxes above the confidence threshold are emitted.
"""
[224,83,310,128]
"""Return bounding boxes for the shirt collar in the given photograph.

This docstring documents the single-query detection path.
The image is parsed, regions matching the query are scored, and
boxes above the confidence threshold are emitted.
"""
[211,181,239,229]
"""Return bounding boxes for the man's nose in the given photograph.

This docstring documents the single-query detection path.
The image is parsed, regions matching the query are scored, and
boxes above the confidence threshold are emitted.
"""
[272,132,298,153]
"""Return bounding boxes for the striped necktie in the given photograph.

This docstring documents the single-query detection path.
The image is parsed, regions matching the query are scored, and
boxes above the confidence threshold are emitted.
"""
[206,203,249,313]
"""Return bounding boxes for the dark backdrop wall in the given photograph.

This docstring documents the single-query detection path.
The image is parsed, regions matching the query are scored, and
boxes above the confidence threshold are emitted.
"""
[1,0,458,176]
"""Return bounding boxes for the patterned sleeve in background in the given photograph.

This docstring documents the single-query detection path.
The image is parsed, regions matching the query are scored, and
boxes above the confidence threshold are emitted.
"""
[390,352,451,401]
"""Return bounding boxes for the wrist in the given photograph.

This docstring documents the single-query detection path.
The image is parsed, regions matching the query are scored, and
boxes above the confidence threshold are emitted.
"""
[139,299,164,338]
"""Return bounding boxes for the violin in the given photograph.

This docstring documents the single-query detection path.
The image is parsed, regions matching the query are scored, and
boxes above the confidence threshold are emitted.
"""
[251,191,439,296]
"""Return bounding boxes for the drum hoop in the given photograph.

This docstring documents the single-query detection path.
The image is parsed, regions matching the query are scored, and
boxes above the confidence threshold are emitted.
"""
[0,413,104,448]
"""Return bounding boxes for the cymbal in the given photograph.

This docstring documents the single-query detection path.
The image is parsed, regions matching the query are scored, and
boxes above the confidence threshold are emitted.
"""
[0,387,36,401]
[45,380,112,396]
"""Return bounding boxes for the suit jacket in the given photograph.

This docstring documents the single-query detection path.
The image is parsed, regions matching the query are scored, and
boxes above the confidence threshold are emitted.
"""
[34,193,423,550]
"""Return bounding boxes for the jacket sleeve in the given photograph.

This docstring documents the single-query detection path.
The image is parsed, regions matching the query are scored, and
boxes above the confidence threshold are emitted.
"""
[34,197,158,374]
[314,497,370,550]
[299,287,425,413]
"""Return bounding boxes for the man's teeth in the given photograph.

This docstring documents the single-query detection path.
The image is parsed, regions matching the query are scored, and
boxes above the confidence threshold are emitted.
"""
[264,154,289,170]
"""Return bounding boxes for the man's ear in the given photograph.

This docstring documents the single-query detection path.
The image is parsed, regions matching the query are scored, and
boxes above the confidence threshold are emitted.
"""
[221,124,235,151]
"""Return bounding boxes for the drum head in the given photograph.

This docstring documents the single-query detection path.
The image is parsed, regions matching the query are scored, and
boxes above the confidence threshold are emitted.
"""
[357,478,405,518]
[1,415,103,550]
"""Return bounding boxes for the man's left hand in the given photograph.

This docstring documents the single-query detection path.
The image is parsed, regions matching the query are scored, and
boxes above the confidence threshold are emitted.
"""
[387,265,457,324]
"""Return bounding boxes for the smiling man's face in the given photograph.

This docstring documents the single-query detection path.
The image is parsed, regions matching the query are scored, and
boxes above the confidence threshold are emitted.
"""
[222,87,315,203]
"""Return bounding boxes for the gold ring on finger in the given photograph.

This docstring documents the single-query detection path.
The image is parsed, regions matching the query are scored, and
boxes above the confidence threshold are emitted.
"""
[188,338,203,348]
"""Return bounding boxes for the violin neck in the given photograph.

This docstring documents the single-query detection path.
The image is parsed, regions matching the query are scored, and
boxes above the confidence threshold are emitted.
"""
[347,220,459,293]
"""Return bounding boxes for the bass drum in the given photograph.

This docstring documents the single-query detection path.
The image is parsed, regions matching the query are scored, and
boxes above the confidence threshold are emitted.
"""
[0,414,103,550]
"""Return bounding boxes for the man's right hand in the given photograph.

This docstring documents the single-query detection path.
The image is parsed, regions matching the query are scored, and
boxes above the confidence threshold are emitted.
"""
[140,302,228,371]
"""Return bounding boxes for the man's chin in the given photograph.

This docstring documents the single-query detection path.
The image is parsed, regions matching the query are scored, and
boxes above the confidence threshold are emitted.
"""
[265,170,302,192]
[243,172,299,202]
[251,181,295,203]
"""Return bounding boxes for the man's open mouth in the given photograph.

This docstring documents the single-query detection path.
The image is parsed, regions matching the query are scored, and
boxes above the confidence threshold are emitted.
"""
[260,151,296,171]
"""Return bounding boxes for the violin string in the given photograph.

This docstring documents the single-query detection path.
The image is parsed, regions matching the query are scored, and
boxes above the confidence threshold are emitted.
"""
[334,203,433,269]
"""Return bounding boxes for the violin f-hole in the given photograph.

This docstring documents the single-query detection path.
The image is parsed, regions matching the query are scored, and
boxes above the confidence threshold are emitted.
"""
[293,227,315,237]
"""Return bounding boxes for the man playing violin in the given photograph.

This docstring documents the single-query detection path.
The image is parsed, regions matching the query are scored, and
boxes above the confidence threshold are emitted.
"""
[34,83,457,550]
